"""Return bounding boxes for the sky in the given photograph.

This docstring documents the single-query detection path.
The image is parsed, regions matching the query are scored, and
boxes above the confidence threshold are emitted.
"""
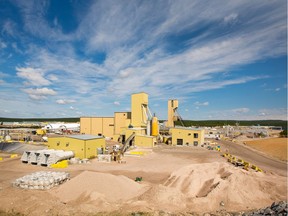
[0,0,287,120]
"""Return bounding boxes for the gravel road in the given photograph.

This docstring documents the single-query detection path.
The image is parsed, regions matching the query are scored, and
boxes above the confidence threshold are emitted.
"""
[218,140,287,176]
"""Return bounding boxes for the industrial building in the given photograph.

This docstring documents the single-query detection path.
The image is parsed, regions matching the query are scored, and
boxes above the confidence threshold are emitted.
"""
[48,135,105,159]
[79,92,206,151]
[80,92,158,148]
[170,127,204,146]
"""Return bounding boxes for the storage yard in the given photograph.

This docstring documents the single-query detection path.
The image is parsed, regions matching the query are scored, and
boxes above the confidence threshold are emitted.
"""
[0,93,287,215]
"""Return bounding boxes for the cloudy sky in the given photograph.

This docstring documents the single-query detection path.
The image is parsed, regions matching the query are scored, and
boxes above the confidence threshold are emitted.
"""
[0,0,287,120]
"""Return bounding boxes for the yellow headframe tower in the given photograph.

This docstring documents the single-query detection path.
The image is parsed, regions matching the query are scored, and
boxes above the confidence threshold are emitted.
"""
[131,92,150,128]
[167,99,179,128]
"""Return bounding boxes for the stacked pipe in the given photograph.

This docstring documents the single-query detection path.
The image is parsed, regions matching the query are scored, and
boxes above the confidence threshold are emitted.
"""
[12,171,69,190]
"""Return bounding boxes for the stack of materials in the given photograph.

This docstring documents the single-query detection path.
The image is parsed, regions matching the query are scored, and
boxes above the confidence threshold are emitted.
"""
[245,201,287,215]
[21,149,74,166]
[13,171,69,190]
[97,154,111,163]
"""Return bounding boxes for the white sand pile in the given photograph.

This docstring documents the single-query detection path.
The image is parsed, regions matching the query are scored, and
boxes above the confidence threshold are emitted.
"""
[138,162,287,212]
[165,162,286,211]
[52,171,147,203]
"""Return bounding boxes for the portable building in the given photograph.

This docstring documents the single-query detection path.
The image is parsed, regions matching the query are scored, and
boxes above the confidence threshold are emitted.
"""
[134,135,156,148]
[170,127,205,146]
[48,135,105,159]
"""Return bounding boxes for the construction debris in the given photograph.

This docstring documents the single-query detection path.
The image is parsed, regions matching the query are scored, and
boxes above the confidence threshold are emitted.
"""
[98,154,111,163]
[12,171,69,190]
[244,201,287,216]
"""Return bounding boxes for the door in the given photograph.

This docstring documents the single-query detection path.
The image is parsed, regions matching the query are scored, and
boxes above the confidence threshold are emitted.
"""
[177,139,183,145]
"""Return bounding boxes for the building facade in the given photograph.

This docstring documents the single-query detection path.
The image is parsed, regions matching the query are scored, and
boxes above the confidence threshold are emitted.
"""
[48,135,105,159]
[170,127,205,146]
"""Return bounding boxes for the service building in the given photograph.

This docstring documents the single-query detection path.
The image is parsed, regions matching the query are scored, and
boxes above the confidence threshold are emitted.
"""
[170,127,204,146]
[48,135,105,159]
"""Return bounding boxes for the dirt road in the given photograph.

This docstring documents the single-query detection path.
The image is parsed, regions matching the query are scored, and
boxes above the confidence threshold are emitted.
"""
[218,140,287,176]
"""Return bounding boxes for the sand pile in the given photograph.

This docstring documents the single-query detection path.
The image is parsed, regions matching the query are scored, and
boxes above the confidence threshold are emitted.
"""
[52,171,147,203]
[166,162,286,211]
[138,162,287,212]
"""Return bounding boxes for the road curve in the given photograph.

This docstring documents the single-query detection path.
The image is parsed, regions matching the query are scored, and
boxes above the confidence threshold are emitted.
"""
[218,140,287,176]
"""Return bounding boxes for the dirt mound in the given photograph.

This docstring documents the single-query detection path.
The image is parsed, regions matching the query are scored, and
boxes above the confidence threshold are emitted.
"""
[52,171,148,203]
[137,162,287,212]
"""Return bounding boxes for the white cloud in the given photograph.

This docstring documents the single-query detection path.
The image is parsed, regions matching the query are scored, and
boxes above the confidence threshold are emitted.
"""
[275,88,280,91]
[56,99,76,105]
[47,74,58,81]
[194,101,209,106]
[0,72,9,78]
[0,41,7,49]
[70,106,74,110]
[22,87,57,100]
[224,13,238,23]
[232,108,250,113]
[3,0,285,119]
[113,101,120,106]
[13,0,285,101]
[16,67,51,86]
[2,20,17,37]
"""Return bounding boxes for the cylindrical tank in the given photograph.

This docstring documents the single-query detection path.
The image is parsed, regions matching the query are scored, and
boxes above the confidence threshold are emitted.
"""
[151,116,159,136]
[146,120,151,136]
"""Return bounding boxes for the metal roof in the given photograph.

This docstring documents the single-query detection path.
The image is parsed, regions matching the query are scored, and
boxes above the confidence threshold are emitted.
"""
[67,135,103,140]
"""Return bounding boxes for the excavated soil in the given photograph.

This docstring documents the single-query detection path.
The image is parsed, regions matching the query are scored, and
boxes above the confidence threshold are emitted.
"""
[0,144,287,215]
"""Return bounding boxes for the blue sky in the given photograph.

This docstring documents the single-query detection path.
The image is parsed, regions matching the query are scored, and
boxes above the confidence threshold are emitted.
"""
[0,0,287,120]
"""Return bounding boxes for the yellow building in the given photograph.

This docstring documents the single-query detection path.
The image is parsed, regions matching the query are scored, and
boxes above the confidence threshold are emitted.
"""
[114,112,131,135]
[80,112,131,138]
[80,117,114,137]
[170,127,205,146]
[167,99,179,128]
[134,135,156,148]
[48,135,105,159]
[79,92,157,149]
[131,92,149,128]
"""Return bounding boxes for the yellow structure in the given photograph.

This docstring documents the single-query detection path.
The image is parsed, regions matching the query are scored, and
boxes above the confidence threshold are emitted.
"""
[80,117,114,137]
[10,154,18,158]
[50,160,68,168]
[131,92,150,128]
[80,112,131,138]
[167,99,179,128]
[79,92,158,149]
[135,135,156,148]
[48,135,105,159]
[170,127,204,146]
[114,112,131,135]
[151,116,159,136]
[36,129,46,135]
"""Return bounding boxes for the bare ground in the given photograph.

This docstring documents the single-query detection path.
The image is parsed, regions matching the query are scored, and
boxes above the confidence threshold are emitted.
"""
[0,143,287,215]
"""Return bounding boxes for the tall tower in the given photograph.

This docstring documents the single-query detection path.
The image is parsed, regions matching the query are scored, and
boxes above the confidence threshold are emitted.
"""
[167,99,179,128]
[131,92,149,128]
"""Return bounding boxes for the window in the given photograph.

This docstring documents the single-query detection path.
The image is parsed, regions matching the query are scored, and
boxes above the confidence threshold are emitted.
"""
[193,141,198,146]
[57,142,60,146]
[194,133,198,138]
[177,139,183,145]
[66,142,69,147]
[188,133,191,136]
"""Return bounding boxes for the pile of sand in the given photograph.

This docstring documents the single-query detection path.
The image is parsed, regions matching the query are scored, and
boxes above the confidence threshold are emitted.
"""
[138,162,287,212]
[52,171,148,203]
[51,163,286,213]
